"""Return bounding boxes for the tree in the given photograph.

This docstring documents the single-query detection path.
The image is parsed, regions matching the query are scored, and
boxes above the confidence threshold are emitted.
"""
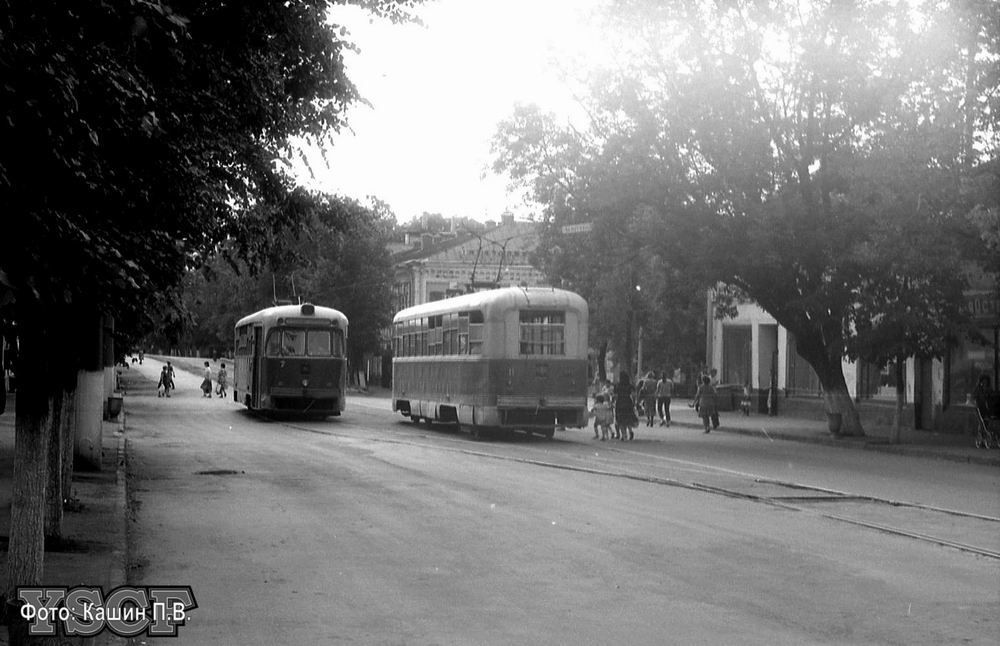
[493,1,997,436]
[155,191,395,377]
[0,2,419,641]
[493,105,706,381]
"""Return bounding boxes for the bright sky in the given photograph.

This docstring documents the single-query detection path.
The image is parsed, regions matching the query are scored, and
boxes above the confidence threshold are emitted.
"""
[290,0,607,223]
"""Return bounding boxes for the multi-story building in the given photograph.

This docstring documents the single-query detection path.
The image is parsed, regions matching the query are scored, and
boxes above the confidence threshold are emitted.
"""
[390,215,548,311]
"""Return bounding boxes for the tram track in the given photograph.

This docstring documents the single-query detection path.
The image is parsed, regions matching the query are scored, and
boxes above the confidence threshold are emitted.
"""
[281,417,1000,561]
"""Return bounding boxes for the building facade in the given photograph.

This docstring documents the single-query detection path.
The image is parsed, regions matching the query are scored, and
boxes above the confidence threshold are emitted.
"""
[390,217,549,311]
[707,271,1000,432]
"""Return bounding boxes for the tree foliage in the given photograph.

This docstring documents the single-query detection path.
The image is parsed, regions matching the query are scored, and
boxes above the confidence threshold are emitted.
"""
[493,106,707,379]
[0,1,420,635]
[493,0,998,436]
[171,192,396,366]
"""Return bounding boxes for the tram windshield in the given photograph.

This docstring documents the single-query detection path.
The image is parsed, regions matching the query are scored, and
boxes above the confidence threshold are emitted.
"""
[265,328,343,357]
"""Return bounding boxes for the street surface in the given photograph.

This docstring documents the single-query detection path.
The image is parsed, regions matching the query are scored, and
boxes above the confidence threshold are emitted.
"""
[124,358,1000,645]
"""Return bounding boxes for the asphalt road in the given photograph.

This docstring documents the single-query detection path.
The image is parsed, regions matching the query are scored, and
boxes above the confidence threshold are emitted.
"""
[124,358,1000,645]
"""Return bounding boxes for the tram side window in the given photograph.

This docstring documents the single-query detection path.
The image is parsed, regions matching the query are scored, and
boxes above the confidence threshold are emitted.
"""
[448,313,459,354]
[519,311,565,355]
[442,317,453,355]
[457,312,469,354]
[432,316,442,355]
[235,325,249,354]
[468,310,484,354]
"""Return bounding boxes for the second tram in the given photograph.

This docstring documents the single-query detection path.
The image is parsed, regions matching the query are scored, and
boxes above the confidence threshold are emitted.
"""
[234,303,348,417]
[391,287,589,439]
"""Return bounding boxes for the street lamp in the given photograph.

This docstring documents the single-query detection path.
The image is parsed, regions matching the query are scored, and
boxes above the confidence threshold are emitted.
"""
[635,284,643,376]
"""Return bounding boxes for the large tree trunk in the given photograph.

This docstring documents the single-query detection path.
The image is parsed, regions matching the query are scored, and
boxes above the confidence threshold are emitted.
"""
[796,336,865,437]
[890,359,905,444]
[3,380,51,645]
[43,391,66,541]
[597,340,608,383]
[61,387,76,505]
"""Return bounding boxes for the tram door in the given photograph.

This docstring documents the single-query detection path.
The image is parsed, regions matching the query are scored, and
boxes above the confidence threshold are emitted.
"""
[252,325,263,408]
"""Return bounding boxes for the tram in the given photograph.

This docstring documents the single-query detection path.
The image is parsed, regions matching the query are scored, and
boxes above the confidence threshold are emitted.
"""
[233,302,348,417]
[391,287,589,439]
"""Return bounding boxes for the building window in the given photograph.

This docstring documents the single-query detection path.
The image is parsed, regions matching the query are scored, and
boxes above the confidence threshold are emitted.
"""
[947,328,998,406]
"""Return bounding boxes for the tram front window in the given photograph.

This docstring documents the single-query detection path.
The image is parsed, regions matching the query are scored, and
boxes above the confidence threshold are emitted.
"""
[266,328,343,357]
[307,330,331,356]
[282,330,306,355]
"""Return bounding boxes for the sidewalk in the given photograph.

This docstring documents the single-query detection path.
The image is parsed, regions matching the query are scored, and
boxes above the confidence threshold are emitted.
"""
[0,398,128,646]
[353,386,1000,467]
[657,402,1000,467]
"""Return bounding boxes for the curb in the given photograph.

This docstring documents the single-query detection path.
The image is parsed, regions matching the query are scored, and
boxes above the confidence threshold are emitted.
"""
[700,422,1000,467]
[95,421,130,646]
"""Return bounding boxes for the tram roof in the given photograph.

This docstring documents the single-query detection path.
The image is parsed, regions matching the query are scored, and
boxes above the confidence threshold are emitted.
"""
[393,287,587,322]
[235,303,348,328]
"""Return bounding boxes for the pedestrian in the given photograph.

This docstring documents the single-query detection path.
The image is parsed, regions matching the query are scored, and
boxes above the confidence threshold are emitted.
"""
[692,375,719,433]
[589,394,613,441]
[216,362,228,398]
[201,361,213,397]
[613,370,638,441]
[597,379,614,437]
[655,370,674,426]
[161,364,174,397]
[157,366,168,397]
[638,371,657,427]
[590,380,608,438]
[708,368,721,428]
[740,382,752,416]
[974,375,1000,418]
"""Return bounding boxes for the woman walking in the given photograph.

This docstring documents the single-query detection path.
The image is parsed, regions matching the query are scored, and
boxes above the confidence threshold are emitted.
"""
[201,361,213,397]
[692,375,719,433]
[613,370,639,441]
[655,370,673,426]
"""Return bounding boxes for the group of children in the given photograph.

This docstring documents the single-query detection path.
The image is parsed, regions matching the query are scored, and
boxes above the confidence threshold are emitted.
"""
[156,362,175,397]
[589,370,675,441]
[590,368,756,438]
[156,360,228,399]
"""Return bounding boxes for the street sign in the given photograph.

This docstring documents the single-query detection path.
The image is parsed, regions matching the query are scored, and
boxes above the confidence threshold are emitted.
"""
[561,222,593,234]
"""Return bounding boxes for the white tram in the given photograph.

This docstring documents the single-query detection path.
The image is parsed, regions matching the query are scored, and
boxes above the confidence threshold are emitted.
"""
[391,287,589,439]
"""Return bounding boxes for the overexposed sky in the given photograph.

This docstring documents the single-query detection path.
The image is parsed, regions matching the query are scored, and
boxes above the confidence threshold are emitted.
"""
[290,0,607,223]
